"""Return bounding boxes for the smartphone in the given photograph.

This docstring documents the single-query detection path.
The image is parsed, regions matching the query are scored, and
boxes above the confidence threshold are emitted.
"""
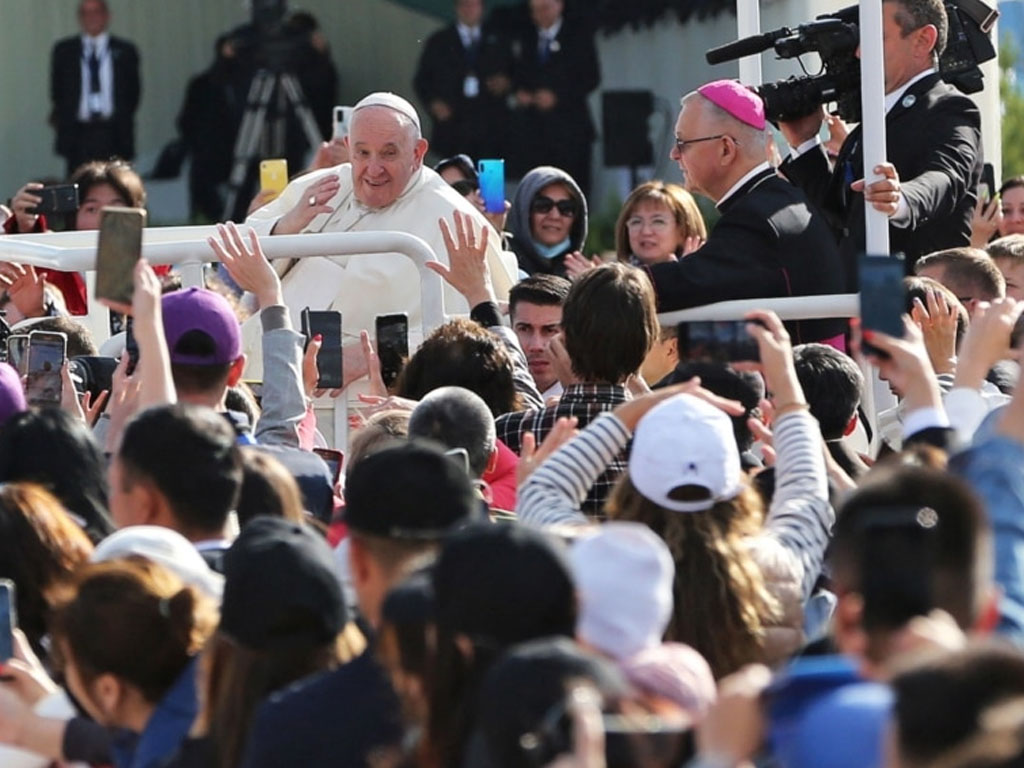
[375,313,409,390]
[859,253,906,356]
[0,313,11,360]
[332,106,354,142]
[95,206,146,306]
[478,159,505,214]
[979,162,996,203]
[313,447,345,486]
[124,315,139,376]
[31,184,79,216]
[301,308,343,389]
[7,334,29,376]
[259,159,288,201]
[25,331,66,406]
[676,320,760,364]
[0,580,16,661]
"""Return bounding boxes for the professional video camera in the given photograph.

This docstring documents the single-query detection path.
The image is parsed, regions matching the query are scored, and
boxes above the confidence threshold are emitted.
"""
[705,0,999,123]
[230,0,307,73]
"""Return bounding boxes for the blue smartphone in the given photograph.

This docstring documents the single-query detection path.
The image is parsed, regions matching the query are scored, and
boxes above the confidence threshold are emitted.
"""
[478,159,505,214]
[0,579,16,661]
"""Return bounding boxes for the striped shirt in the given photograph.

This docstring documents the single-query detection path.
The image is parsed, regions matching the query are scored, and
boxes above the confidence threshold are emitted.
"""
[517,409,834,602]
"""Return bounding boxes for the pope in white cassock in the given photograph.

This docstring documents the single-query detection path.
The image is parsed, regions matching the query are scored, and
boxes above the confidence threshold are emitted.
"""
[240,92,518,376]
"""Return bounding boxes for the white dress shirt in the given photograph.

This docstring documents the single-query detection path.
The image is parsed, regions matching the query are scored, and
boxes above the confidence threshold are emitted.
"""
[78,32,114,121]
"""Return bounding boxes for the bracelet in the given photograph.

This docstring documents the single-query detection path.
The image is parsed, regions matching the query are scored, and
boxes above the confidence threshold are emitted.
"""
[774,401,810,417]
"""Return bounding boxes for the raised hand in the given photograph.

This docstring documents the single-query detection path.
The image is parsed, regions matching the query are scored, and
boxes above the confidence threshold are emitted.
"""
[272,174,341,235]
[429,210,495,307]
[208,222,283,309]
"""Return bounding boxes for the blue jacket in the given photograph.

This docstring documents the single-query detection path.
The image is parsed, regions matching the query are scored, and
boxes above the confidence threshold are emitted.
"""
[111,657,199,768]
[950,436,1024,644]
[238,648,402,768]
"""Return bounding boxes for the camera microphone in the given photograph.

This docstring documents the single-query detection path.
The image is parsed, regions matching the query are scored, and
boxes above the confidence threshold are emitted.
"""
[705,28,792,65]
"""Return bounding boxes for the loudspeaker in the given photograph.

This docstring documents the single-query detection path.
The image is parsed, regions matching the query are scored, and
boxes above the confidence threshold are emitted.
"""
[602,90,654,167]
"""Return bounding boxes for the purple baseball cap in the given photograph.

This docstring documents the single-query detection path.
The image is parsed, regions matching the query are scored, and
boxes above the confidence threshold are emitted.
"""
[697,79,767,130]
[161,287,242,366]
[0,363,27,427]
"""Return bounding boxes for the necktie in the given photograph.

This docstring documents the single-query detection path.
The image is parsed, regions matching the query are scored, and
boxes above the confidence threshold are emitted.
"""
[539,33,551,64]
[88,44,101,95]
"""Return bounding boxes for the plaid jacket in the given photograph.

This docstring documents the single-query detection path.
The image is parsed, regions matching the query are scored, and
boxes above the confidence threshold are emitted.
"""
[496,383,629,516]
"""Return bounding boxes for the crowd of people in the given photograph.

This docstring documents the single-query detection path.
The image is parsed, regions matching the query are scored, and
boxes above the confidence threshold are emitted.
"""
[2,0,1024,767]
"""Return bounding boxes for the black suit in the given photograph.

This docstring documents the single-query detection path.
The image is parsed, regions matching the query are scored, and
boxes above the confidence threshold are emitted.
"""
[413,22,511,160]
[781,73,982,288]
[646,167,847,345]
[50,34,140,175]
[507,15,600,196]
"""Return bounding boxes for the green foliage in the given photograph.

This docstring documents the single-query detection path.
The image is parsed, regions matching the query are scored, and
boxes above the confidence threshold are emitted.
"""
[1000,36,1024,180]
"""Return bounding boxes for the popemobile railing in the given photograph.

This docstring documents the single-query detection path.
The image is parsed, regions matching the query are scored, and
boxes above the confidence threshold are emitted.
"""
[0,228,873,449]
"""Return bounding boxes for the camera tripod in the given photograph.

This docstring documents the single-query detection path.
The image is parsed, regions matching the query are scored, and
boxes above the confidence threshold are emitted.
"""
[222,68,323,221]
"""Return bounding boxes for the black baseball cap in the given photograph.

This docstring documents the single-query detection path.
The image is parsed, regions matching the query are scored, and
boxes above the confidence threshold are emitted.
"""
[220,517,346,650]
[344,440,482,539]
[433,524,577,646]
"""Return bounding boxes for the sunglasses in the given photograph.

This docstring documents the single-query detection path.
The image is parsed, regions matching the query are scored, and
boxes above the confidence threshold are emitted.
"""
[450,179,479,197]
[531,196,577,217]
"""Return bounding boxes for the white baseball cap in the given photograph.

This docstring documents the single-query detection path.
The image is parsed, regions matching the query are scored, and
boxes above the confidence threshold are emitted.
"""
[629,393,743,513]
[91,525,224,601]
[569,522,675,660]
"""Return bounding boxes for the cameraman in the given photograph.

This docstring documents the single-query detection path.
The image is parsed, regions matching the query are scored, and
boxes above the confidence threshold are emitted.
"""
[779,0,982,288]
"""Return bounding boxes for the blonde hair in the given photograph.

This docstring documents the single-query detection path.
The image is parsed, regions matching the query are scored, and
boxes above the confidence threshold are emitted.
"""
[614,181,707,262]
[606,477,779,679]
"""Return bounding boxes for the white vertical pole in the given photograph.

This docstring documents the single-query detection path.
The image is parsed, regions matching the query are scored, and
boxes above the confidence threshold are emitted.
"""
[736,0,762,86]
[859,0,890,256]
[860,0,898,432]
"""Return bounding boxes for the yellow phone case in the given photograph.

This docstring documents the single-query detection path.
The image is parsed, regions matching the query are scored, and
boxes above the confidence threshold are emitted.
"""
[259,159,288,200]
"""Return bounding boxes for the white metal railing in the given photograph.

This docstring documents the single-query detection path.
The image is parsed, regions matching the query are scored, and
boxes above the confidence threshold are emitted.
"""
[0,228,881,447]
[660,293,891,453]
[658,293,858,324]
[0,227,449,348]
[0,227,450,448]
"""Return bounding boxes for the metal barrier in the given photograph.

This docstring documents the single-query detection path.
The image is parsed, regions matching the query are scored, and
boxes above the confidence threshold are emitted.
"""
[0,226,449,347]
[0,227,451,448]
[0,228,882,448]
[660,293,891,454]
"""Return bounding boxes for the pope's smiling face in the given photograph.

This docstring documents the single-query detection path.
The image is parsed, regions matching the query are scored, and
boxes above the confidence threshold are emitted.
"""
[346,106,428,209]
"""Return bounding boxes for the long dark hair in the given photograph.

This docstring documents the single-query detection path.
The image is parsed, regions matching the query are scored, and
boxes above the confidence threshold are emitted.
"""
[606,476,779,679]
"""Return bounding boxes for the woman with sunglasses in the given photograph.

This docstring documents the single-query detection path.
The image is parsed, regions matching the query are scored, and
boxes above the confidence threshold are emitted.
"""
[507,166,587,277]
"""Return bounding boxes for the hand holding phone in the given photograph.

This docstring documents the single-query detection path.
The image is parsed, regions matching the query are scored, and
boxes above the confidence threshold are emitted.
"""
[375,313,409,390]
[979,162,996,204]
[95,207,146,307]
[260,159,288,201]
[478,159,505,214]
[25,331,67,406]
[677,320,761,364]
[332,106,354,142]
[859,253,906,358]
[0,579,16,661]
[7,334,29,376]
[301,308,343,389]
[31,184,79,216]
